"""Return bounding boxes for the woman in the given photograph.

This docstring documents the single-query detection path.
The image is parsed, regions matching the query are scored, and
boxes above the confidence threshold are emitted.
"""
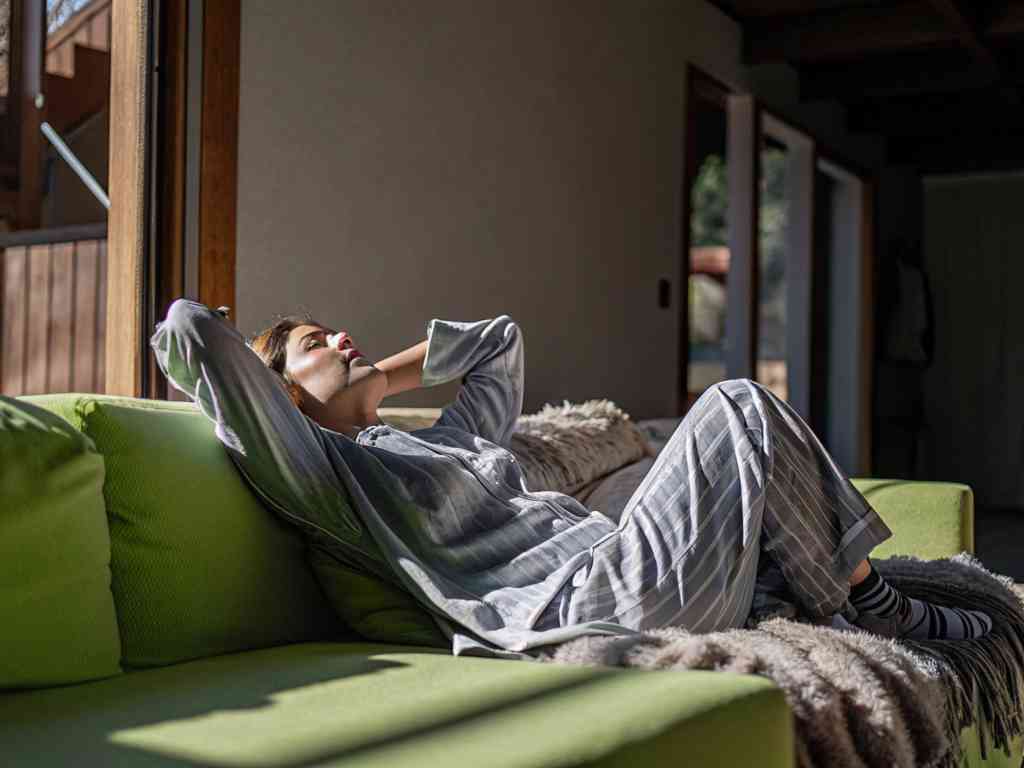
[151,299,992,660]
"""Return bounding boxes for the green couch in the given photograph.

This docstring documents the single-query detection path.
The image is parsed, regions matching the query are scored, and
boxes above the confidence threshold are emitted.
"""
[1,393,1019,768]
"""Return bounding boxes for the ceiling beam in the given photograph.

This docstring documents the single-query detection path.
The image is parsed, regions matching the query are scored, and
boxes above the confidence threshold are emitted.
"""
[888,133,1024,174]
[799,50,993,101]
[925,0,1000,76]
[924,0,1020,105]
[989,2,1024,39]
[846,90,1024,136]
[721,0,826,17]
[745,1,1024,64]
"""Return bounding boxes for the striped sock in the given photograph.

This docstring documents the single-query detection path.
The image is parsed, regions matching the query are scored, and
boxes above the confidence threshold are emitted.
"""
[848,563,992,641]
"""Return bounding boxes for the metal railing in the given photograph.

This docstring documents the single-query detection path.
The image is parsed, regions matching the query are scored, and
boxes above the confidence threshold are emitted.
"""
[0,223,107,395]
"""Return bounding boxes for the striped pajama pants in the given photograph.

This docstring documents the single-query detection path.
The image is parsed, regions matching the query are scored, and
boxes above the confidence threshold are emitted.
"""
[558,377,893,633]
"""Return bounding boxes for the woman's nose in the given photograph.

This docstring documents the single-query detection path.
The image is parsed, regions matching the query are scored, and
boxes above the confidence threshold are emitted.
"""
[327,331,350,351]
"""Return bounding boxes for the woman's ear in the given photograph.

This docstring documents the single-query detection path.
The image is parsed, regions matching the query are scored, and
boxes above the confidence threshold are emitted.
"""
[275,369,303,409]
[286,380,303,409]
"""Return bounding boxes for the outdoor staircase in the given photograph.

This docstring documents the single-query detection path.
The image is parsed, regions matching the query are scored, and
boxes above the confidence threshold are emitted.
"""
[45,44,110,135]
[0,42,110,227]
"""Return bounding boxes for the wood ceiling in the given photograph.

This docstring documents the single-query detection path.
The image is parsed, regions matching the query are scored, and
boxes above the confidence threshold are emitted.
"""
[710,1,1024,173]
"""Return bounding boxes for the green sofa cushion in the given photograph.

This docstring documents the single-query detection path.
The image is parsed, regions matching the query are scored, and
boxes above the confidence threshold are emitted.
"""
[850,478,973,559]
[0,395,122,689]
[0,641,793,767]
[308,545,450,648]
[21,394,347,669]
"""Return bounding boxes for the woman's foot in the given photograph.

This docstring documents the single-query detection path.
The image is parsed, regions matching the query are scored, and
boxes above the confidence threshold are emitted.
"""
[848,563,993,640]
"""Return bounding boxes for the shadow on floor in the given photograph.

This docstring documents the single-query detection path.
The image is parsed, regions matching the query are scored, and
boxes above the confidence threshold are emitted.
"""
[974,506,1024,582]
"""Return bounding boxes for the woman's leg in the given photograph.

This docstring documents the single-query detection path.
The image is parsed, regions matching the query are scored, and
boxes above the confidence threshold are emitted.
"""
[565,378,894,633]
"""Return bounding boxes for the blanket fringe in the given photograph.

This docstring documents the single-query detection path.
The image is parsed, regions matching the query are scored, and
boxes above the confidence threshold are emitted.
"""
[877,553,1024,767]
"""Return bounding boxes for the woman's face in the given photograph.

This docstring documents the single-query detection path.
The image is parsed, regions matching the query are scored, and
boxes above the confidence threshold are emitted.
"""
[283,323,385,416]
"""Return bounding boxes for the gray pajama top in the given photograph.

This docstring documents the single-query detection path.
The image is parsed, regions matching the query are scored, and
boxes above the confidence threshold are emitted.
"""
[151,299,639,660]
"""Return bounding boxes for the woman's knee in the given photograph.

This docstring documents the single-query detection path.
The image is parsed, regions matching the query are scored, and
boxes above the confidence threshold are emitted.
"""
[693,378,759,409]
[715,377,759,393]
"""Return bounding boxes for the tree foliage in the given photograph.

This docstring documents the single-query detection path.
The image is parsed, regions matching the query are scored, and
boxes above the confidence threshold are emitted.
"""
[689,146,790,357]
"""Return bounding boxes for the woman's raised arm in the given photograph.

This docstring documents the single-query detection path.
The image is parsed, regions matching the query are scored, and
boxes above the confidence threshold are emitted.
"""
[421,315,524,448]
[150,299,368,551]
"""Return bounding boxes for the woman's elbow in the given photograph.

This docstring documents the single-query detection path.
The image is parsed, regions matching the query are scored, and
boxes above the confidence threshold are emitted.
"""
[163,299,230,339]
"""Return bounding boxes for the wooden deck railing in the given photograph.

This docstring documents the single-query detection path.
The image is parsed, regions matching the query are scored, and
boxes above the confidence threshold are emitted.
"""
[1,223,107,395]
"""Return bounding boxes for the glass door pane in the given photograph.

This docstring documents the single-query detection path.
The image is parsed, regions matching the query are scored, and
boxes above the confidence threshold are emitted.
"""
[687,97,730,406]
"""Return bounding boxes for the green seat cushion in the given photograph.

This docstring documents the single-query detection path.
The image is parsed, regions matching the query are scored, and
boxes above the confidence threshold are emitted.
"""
[21,394,347,669]
[0,641,793,768]
[309,545,450,648]
[0,395,121,689]
[850,478,973,560]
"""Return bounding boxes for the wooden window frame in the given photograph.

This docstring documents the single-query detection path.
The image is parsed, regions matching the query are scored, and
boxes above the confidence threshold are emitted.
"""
[106,0,239,398]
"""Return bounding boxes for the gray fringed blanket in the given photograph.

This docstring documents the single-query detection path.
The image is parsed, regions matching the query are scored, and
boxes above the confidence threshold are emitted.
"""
[537,552,1024,768]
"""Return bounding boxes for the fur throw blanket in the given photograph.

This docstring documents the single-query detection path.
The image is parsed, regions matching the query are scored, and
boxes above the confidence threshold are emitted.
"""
[508,399,653,497]
[537,552,1024,768]
[380,399,653,498]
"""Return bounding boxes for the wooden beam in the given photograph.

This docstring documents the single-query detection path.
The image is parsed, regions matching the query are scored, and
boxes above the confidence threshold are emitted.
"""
[798,50,994,102]
[846,90,1024,136]
[147,0,188,399]
[924,0,1020,106]
[746,3,956,64]
[926,0,1000,77]
[888,134,1024,173]
[989,2,1024,39]
[725,0,827,17]
[105,0,148,397]
[13,0,45,229]
[197,0,239,319]
[745,1,1024,65]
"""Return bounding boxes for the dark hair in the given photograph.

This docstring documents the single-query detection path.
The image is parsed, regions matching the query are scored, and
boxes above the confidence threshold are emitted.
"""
[248,312,326,407]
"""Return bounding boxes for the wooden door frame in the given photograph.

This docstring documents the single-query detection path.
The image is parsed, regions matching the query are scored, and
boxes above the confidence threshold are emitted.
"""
[679,65,762,414]
[680,64,877,473]
[678,65,736,416]
[106,0,239,397]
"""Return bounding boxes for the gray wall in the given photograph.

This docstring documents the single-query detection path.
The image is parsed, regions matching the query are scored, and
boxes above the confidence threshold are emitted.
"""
[236,0,897,427]
[921,173,1024,508]
[236,0,746,419]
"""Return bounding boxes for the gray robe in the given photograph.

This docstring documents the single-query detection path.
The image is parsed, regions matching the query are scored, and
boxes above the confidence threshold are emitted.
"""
[153,301,889,661]
[151,299,639,660]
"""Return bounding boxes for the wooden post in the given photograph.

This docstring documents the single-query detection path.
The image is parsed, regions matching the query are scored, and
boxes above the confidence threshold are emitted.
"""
[106,0,240,399]
[14,0,44,230]
[197,0,239,318]
[105,0,149,396]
